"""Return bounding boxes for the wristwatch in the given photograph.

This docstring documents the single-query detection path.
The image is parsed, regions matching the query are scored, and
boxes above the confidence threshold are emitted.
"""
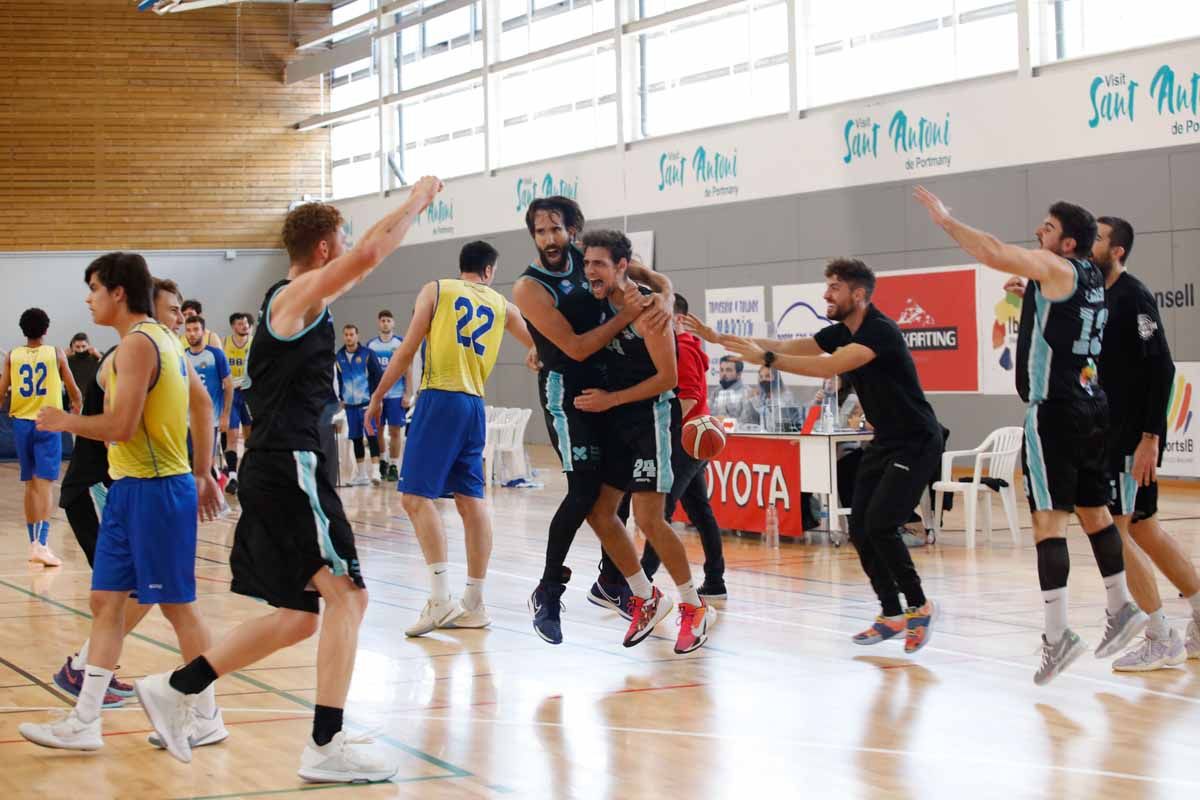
[763,351,776,367]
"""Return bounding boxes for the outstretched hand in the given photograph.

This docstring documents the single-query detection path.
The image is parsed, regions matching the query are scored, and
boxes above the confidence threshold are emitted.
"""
[913,185,952,227]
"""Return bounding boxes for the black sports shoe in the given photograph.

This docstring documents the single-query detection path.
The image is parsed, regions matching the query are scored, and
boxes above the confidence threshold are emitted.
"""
[388,463,399,482]
[697,579,727,600]
[225,478,239,496]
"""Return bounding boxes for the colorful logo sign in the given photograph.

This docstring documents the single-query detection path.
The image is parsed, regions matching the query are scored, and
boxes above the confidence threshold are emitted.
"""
[873,269,979,392]
[516,173,579,213]
[842,110,951,171]
[657,145,738,199]
[1168,373,1192,435]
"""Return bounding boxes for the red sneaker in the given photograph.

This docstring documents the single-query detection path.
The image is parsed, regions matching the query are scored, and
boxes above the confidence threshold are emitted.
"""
[623,586,672,648]
[674,600,715,654]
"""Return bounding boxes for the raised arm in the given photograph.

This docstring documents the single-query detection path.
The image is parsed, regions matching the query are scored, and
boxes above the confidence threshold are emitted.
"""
[682,312,824,357]
[512,277,644,363]
[504,301,534,349]
[269,176,443,339]
[724,337,876,380]
[913,185,1075,295]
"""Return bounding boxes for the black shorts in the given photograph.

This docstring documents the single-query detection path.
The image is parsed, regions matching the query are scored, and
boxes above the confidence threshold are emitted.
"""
[850,432,942,534]
[1022,398,1109,513]
[599,395,681,493]
[62,483,108,568]
[230,449,364,613]
[1106,450,1158,522]
[539,369,602,472]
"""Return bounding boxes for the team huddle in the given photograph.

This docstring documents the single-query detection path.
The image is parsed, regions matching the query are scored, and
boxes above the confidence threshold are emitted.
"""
[5,175,1198,784]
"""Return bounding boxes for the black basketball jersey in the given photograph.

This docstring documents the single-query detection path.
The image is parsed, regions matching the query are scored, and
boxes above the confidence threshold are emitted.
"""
[245,279,337,453]
[59,346,117,506]
[597,285,673,395]
[1015,257,1108,405]
[519,244,610,376]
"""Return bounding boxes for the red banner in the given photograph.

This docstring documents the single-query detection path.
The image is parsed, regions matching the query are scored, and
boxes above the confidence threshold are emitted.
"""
[674,434,804,535]
[873,268,979,392]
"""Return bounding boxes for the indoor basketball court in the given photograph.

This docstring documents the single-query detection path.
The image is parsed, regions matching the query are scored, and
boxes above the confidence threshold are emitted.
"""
[2,1,1199,798]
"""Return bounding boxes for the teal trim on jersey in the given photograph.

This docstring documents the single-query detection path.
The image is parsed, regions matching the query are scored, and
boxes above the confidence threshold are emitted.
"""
[1043,258,1081,304]
[1023,407,1052,511]
[525,249,576,279]
[652,394,674,494]
[293,450,348,577]
[1029,285,1054,404]
[545,371,574,471]
[265,286,328,343]
[1118,455,1138,516]
[89,482,108,518]
[607,299,643,338]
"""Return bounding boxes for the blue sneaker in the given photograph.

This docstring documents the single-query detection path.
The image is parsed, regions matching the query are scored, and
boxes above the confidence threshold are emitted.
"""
[529,582,566,645]
[587,580,634,622]
[52,658,128,708]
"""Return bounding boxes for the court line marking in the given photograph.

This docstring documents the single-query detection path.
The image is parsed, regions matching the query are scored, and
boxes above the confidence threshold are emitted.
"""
[171,774,450,800]
[0,576,474,780]
[368,712,1200,790]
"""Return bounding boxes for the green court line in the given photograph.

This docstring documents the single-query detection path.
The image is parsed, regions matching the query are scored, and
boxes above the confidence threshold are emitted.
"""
[176,773,450,800]
[0,577,472,779]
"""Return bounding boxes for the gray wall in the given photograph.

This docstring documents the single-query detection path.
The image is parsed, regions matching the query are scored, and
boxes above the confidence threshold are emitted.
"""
[334,145,1200,448]
[0,249,291,352]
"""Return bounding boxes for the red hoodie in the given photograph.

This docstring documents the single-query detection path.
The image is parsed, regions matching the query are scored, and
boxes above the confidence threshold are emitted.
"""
[675,331,710,423]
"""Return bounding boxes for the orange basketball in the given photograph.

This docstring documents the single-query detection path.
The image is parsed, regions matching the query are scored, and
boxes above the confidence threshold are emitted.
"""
[682,415,727,460]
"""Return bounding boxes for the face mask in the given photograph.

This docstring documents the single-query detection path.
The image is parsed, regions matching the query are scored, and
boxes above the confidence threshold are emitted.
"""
[759,380,773,395]
[719,377,739,390]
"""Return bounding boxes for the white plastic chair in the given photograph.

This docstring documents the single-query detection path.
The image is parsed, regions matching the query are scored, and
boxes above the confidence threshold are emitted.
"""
[932,426,1023,548]
[484,408,517,484]
[330,409,357,486]
[496,408,534,483]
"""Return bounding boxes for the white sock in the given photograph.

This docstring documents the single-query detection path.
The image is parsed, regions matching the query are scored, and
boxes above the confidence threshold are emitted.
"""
[1103,571,1132,614]
[72,639,90,672]
[1187,592,1200,619]
[228,470,237,481]
[1146,608,1169,640]
[1042,587,1069,644]
[76,665,113,723]
[430,562,450,603]
[195,683,218,718]
[677,579,700,607]
[463,577,484,609]
[626,570,653,600]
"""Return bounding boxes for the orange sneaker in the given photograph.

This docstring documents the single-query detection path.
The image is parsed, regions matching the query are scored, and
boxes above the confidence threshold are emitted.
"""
[674,600,715,654]
[624,587,672,648]
[904,600,936,654]
[852,615,906,646]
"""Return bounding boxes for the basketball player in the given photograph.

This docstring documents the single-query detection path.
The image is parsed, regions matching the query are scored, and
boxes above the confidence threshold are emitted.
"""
[367,240,532,636]
[335,323,383,486]
[19,252,223,751]
[223,311,254,493]
[137,179,442,779]
[184,315,233,464]
[180,299,223,349]
[0,308,82,566]
[592,293,728,615]
[914,187,1145,684]
[513,196,671,645]
[366,309,412,482]
[573,230,714,653]
[718,258,939,655]
[155,279,186,334]
[1091,216,1200,670]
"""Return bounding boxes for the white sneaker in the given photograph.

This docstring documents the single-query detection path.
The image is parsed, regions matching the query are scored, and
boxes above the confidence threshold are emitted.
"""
[370,466,381,486]
[1112,628,1187,672]
[1187,618,1200,660]
[441,602,491,629]
[27,541,38,562]
[18,709,103,750]
[347,473,371,487]
[149,706,228,749]
[404,597,464,637]
[298,731,399,783]
[135,672,195,763]
[32,543,62,567]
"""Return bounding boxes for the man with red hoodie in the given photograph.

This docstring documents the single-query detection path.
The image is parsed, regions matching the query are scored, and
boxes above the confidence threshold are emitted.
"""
[589,294,728,612]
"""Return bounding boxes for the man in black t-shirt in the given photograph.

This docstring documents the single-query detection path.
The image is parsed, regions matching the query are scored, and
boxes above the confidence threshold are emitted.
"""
[1093,216,1200,670]
[720,259,939,655]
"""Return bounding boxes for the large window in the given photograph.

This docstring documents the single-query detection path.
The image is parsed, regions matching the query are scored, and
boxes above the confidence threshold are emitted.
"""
[331,112,381,198]
[1036,0,1200,65]
[494,42,617,167]
[390,80,486,184]
[394,1,484,91]
[628,0,789,140]
[497,0,615,61]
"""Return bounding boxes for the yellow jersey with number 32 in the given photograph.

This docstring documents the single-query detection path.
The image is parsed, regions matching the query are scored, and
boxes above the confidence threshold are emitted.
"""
[8,345,63,420]
[421,279,507,398]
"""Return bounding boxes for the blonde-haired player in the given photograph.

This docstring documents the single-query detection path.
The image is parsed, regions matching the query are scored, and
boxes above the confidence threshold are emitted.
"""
[368,240,532,635]
[0,307,82,566]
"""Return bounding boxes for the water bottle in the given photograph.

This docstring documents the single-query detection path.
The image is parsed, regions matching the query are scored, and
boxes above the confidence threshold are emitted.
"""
[763,503,780,548]
[820,391,837,433]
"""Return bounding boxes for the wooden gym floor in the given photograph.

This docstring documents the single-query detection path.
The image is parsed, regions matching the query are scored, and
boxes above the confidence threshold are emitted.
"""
[0,450,1198,799]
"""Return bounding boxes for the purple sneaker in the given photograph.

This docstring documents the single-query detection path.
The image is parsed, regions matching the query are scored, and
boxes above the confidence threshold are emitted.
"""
[52,658,129,707]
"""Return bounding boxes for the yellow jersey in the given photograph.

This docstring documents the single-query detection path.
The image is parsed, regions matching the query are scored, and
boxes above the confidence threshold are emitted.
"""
[224,334,252,387]
[108,322,192,480]
[421,279,507,398]
[8,345,64,420]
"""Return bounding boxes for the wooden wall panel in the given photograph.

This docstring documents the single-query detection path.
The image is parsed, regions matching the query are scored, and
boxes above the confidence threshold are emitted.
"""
[0,0,331,250]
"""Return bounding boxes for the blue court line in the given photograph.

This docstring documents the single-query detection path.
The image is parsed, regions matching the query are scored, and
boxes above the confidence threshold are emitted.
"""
[0,576,473,780]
